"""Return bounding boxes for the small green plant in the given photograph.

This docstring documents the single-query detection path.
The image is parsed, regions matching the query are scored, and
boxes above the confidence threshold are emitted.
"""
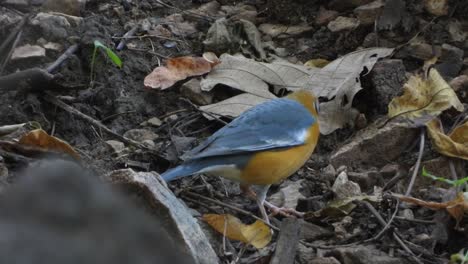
[451,249,468,264]
[89,40,122,86]
[422,167,468,187]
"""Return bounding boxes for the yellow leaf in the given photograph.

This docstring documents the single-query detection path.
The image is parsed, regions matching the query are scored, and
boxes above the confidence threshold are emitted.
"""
[304,58,330,68]
[203,214,272,249]
[19,129,80,159]
[388,68,464,125]
[426,120,468,160]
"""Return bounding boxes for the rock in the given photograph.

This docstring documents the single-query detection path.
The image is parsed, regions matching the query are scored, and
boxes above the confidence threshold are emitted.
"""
[296,243,315,264]
[165,14,197,37]
[368,59,406,114]
[448,20,467,42]
[300,221,332,241]
[11,44,46,60]
[164,114,178,122]
[258,23,313,38]
[423,0,448,16]
[30,12,71,40]
[347,169,381,191]
[142,139,156,148]
[43,42,63,52]
[400,208,414,220]
[310,257,341,264]
[435,43,464,78]
[104,169,218,264]
[332,216,353,239]
[145,117,163,127]
[181,79,214,105]
[268,180,305,209]
[326,245,406,264]
[331,119,418,168]
[41,0,85,16]
[0,7,22,27]
[354,0,385,25]
[0,159,193,264]
[379,164,400,178]
[449,75,468,103]
[327,16,360,32]
[105,140,125,154]
[332,171,361,199]
[315,6,339,26]
[362,32,398,48]
[397,42,441,61]
[320,164,336,182]
[123,129,159,142]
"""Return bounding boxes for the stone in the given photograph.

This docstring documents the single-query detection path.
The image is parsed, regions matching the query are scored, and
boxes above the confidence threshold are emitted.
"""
[11,44,46,60]
[30,12,71,40]
[41,0,86,16]
[181,79,214,105]
[310,257,341,264]
[268,180,305,209]
[449,75,468,103]
[105,140,125,154]
[354,0,385,25]
[332,171,361,199]
[43,42,63,52]
[368,59,406,114]
[145,117,163,127]
[424,0,448,16]
[320,164,336,182]
[296,243,315,264]
[327,16,360,32]
[362,32,398,48]
[448,20,467,42]
[348,169,381,191]
[379,164,400,178]
[0,159,193,264]
[435,43,464,78]
[123,129,159,142]
[0,7,22,27]
[397,42,441,61]
[300,221,332,241]
[331,119,418,168]
[316,6,339,26]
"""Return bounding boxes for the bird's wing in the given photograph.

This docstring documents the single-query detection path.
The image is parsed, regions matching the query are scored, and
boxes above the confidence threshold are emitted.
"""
[186,98,316,160]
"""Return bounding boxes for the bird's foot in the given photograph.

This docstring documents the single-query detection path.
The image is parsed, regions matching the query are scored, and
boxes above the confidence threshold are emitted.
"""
[264,201,304,218]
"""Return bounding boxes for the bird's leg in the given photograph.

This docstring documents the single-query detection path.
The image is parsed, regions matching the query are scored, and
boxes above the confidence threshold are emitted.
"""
[240,184,271,224]
[263,201,305,218]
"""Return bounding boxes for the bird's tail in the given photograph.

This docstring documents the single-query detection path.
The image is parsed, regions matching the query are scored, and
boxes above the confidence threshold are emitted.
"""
[161,164,194,182]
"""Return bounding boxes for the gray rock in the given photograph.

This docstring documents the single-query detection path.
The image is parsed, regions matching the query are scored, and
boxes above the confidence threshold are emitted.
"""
[331,119,418,168]
[41,0,85,16]
[268,180,305,209]
[300,221,333,241]
[327,16,360,32]
[145,117,163,127]
[0,159,193,264]
[354,0,385,25]
[296,243,315,264]
[368,59,406,114]
[332,171,361,199]
[123,129,159,142]
[30,12,71,40]
[397,42,441,61]
[435,43,464,78]
[105,140,125,154]
[11,44,46,60]
[320,164,336,182]
[181,79,214,105]
[316,6,339,26]
[347,169,381,191]
[310,257,341,264]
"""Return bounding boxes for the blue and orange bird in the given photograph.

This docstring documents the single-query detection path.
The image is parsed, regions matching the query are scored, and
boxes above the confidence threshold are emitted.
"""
[162,90,320,223]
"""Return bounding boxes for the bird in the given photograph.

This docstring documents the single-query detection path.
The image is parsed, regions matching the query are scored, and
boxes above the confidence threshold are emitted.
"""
[161,90,320,223]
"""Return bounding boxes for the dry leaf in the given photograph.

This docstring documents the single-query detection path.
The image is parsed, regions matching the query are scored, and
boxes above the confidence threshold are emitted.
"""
[19,129,80,159]
[200,48,393,134]
[396,192,468,228]
[203,214,272,249]
[200,92,269,119]
[388,68,464,126]
[144,56,219,90]
[426,119,468,160]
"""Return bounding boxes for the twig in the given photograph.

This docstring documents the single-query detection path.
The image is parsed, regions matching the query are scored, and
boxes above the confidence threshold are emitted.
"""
[46,44,80,73]
[0,14,29,57]
[41,93,159,154]
[112,34,185,43]
[394,216,436,224]
[364,200,400,242]
[405,129,425,196]
[363,201,423,264]
[183,191,279,231]
[180,98,228,125]
[0,29,22,74]
[116,25,139,51]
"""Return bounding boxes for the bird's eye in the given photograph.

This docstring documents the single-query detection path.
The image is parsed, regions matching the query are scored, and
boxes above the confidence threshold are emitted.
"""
[314,98,320,114]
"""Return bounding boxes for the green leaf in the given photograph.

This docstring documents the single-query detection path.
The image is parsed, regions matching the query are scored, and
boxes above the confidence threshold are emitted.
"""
[93,40,123,68]
[422,167,468,187]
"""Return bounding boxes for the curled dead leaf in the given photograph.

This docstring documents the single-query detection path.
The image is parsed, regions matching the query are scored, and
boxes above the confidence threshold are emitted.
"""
[19,129,80,159]
[203,214,271,249]
[426,119,468,160]
[144,56,219,90]
[388,68,464,126]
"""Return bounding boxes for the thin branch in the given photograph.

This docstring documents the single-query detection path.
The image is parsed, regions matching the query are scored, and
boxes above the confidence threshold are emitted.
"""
[405,129,425,196]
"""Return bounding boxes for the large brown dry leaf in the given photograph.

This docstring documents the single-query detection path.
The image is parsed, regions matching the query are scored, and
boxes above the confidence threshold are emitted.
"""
[200,48,394,134]
[396,192,468,228]
[144,56,219,90]
[203,214,272,249]
[426,119,468,160]
[388,68,464,126]
[19,129,80,159]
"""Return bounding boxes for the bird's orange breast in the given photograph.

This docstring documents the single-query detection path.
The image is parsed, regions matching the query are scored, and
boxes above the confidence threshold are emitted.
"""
[240,124,319,185]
